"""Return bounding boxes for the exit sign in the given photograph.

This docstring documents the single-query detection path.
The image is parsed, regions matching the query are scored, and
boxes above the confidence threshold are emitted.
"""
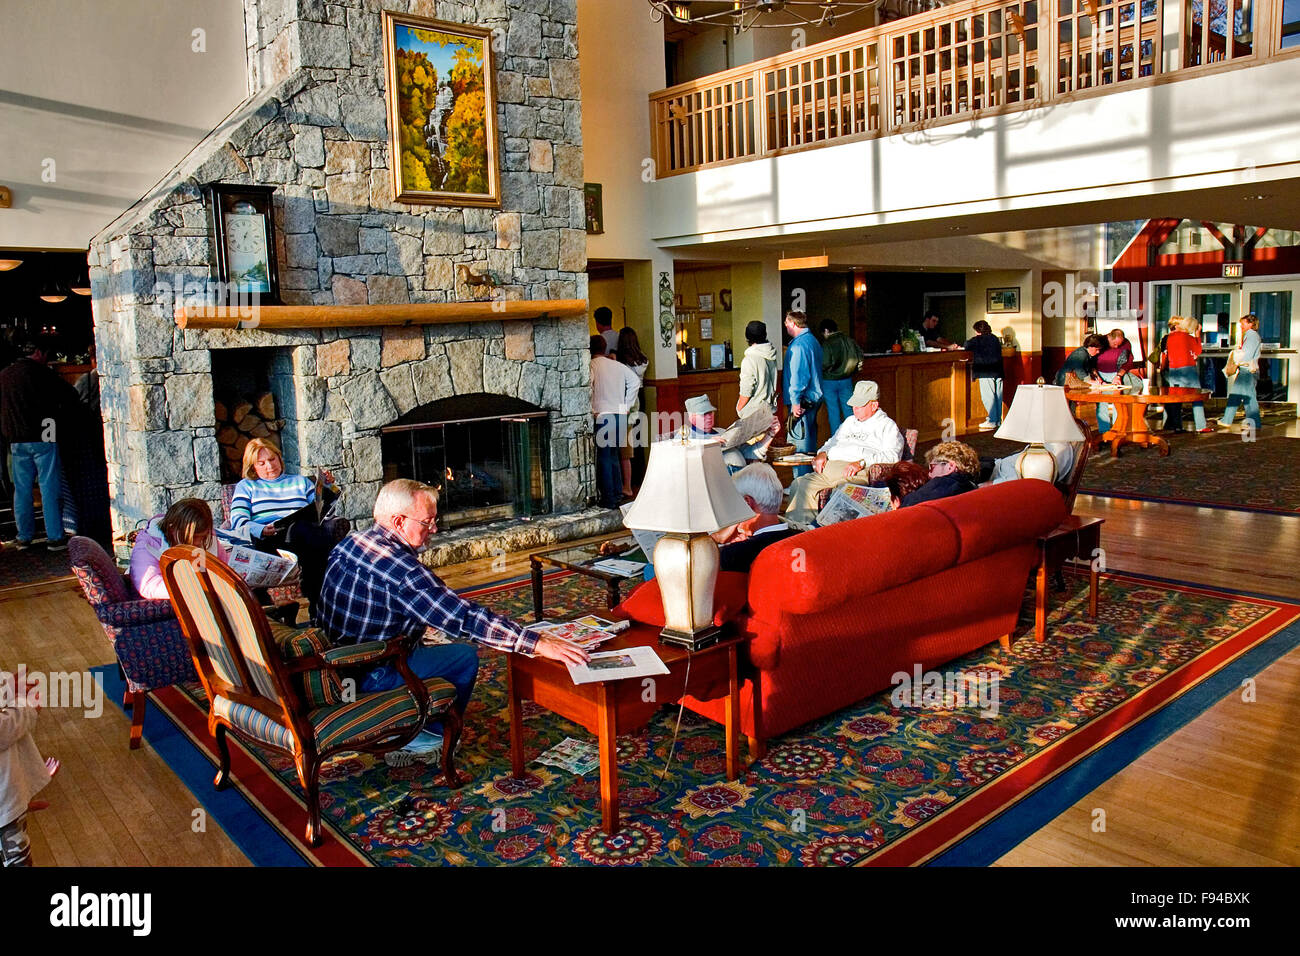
[1223,262,1245,278]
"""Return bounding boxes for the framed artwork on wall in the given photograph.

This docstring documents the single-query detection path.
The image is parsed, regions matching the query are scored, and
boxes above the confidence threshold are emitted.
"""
[698,292,714,313]
[986,287,1020,313]
[204,183,281,306]
[382,11,500,207]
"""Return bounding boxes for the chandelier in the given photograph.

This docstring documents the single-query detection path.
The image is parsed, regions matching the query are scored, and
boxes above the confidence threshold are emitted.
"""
[648,1,885,31]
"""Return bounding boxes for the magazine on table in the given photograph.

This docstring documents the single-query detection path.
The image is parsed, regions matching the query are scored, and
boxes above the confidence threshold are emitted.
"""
[590,557,645,577]
[566,645,670,685]
[529,617,626,650]
[815,482,893,527]
[223,545,300,588]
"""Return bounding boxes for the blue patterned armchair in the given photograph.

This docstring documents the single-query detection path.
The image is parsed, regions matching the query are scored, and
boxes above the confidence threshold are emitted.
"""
[68,536,197,749]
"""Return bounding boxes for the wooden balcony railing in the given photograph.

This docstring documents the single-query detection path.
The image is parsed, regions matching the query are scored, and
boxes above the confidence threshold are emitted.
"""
[649,0,1292,178]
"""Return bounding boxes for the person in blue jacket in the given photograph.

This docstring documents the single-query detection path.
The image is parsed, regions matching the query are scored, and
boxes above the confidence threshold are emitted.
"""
[783,310,824,477]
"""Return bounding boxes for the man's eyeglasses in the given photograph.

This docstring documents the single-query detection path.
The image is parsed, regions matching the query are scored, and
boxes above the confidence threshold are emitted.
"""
[399,514,437,532]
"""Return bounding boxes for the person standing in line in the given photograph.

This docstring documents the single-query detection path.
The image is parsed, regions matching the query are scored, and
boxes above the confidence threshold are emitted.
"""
[736,320,778,415]
[0,340,77,551]
[963,320,1004,429]
[1164,317,1212,433]
[783,310,824,477]
[615,327,649,498]
[1218,313,1263,433]
[819,318,862,433]
[594,306,620,356]
[590,335,639,509]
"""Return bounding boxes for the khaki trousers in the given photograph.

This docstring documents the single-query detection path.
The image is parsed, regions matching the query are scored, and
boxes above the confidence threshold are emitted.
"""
[785,459,857,518]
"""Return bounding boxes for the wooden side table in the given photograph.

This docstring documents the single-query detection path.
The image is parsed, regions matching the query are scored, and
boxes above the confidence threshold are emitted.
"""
[507,623,752,833]
[1035,515,1104,643]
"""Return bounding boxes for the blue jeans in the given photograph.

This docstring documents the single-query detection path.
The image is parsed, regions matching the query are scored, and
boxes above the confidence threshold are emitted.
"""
[9,442,64,543]
[1221,369,1261,430]
[593,413,625,508]
[823,378,853,434]
[788,402,820,477]
[978,377,1004,425]
[1096,372,1118,433]
[362,642,479,736]
[1165,365,1206,430]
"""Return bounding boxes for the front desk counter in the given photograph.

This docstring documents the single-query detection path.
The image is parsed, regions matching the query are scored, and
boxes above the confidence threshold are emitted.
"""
[856,350,972,443]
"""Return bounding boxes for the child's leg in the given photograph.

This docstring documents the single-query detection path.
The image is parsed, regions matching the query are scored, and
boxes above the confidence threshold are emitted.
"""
[0,814,33,867]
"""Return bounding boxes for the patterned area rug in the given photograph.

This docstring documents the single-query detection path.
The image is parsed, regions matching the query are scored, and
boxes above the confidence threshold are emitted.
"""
[953,431,1300,516]
[116,570,1300,866]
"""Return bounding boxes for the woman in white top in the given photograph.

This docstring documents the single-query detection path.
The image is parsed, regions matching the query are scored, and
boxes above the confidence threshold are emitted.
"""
[1219,313,1263,432]
[616,328,649,497]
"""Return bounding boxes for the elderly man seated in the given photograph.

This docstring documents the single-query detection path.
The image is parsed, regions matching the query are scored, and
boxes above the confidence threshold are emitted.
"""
[319,478,586,767]
[684,394,780,473]
[900,441,981,506]
[784,380,904,526]
[713,463,802,572]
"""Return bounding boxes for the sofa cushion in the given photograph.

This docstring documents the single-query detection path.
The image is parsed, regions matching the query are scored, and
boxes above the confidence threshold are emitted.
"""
[616,572,750,628]
[748,506,960,617]
[923,479,1066,565]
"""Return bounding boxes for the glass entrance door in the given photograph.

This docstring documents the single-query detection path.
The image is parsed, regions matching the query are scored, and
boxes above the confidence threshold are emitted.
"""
[1178,283,1241,396]
[1246,282,1299,404]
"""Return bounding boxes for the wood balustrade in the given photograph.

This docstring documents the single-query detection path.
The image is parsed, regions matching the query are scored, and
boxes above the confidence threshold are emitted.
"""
[649,0,1293,178]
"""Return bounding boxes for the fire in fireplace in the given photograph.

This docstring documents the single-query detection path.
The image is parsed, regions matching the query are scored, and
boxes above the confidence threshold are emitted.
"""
[381,394,552,530]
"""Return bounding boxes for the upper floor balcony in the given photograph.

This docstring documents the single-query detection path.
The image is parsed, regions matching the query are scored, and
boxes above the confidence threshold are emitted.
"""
[649,0,1300,179]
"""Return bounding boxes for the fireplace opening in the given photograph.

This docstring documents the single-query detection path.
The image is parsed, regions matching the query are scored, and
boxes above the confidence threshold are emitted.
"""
[381,394,552,530]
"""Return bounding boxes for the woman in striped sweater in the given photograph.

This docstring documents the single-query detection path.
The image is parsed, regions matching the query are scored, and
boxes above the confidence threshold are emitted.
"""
[232,438,345,622]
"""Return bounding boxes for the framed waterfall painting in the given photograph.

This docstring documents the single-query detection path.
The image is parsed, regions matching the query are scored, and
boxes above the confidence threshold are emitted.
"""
[382,11,500,207]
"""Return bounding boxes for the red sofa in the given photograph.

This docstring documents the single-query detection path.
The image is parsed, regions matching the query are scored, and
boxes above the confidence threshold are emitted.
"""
[675,480,1066,749]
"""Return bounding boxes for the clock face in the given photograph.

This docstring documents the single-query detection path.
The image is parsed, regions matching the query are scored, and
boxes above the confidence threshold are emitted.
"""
[223,211,270,293]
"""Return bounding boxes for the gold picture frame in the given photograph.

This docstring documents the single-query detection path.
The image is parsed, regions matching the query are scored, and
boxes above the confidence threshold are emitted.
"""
[382,11,501,207]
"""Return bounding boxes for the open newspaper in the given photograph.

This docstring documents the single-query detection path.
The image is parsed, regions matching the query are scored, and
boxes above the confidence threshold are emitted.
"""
[816,482,892,527]
[566,645,670,685]
[620,502,663,559]
[224,544,301,588]
[712,401,775,452]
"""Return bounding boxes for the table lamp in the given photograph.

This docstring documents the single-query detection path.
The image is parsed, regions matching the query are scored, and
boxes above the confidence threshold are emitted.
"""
[994,381,1085,482]
[621,437,754,650]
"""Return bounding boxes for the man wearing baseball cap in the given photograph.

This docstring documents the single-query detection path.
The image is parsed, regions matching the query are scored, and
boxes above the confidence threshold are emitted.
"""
[784,379,904,525]
[684,394,780,473]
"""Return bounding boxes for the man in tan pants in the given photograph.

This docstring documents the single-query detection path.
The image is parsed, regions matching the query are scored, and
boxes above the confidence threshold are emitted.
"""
[784,380,905,526]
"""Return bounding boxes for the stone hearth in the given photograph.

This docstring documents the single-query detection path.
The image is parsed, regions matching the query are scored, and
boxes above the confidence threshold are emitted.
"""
[88,0,593,545]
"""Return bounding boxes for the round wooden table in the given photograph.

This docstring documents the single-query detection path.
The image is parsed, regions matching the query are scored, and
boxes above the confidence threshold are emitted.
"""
[1066,387,1211,457]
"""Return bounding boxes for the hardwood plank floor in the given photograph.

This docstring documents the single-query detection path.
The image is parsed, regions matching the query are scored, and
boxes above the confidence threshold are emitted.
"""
[9,484,1299,867]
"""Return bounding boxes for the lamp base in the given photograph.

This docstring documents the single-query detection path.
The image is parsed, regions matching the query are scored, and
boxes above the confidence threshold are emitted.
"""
[1015,443,1058,482]
[658,624,723,651]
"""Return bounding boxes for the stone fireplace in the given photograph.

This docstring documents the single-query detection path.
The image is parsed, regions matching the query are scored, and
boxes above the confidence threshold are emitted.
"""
[89,0,601,548]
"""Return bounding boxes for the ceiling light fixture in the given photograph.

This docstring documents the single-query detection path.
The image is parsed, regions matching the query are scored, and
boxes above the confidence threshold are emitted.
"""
[0,258,22,271]
[648,0,883,31]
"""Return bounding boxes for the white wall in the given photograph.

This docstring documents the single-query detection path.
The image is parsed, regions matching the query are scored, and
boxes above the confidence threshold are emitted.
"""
[648,58,1300,246]
[0,0,247,250]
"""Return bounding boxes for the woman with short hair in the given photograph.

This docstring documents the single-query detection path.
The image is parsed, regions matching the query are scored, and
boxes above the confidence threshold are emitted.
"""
[1164,317,1210,433]
[964,319,1004,429]
[230,438,344,621]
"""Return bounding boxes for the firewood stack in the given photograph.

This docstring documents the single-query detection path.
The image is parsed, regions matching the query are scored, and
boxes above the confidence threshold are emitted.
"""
[214,392,284,483]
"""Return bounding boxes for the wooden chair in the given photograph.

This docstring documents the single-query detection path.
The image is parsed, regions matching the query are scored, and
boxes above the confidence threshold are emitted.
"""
[68,536,196,749]
[159,544,464,846]
[1054,415,1094,515]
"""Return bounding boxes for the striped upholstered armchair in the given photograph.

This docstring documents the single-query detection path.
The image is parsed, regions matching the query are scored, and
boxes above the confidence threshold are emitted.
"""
[68,536,197,749]
[158,544,464,846]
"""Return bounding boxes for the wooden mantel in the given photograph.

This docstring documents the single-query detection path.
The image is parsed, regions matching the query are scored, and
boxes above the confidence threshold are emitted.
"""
[175,299,589,330]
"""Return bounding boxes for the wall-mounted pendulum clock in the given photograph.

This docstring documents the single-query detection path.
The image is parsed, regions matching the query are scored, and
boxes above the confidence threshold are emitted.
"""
[204,183,282,307]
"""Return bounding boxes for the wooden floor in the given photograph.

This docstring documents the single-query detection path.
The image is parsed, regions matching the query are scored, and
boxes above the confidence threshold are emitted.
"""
[10,453,1300,866]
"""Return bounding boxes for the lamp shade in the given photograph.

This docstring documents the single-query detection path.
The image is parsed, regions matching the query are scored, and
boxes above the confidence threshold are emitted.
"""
[622,439,754,533]
[994,384,1085,444]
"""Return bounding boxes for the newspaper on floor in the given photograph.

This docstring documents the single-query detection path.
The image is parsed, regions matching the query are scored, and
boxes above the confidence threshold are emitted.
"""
[815,482,893,527]
[225,544,300,588]
[534,737,600,776]
[566,645,670,685]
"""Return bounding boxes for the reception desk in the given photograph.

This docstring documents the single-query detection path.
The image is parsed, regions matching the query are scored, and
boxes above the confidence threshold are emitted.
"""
[857,351,971,442]
[646,368,741,430]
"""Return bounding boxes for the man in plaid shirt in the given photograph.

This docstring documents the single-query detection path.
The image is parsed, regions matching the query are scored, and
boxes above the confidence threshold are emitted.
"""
[319,479,586,764]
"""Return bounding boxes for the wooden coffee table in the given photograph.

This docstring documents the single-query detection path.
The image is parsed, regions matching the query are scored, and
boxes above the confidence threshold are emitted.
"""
[507,622,753,833]
[529,538,640,622]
